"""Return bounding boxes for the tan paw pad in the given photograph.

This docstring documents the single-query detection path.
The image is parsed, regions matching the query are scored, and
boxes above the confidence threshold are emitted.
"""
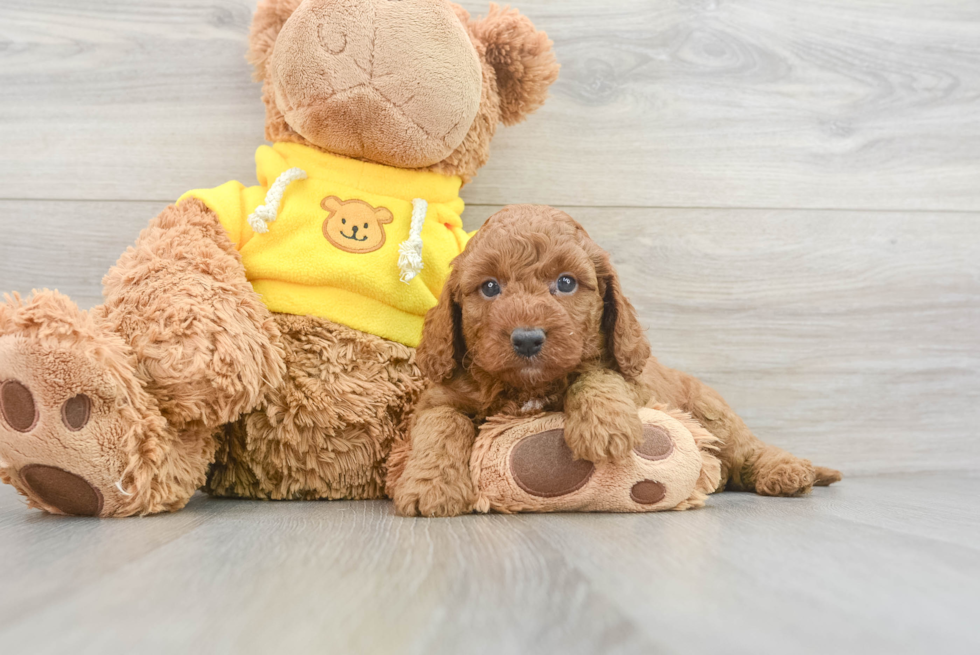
[472,408,707,513]
[510,428,595,498]
[20,464,104,517]
[0,380,38,433]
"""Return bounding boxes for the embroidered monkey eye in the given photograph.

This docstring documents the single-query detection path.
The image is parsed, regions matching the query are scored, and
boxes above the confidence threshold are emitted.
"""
[341,218,346,224]
[555,275,577,294]
[480,279,501,298]
[363,223,369,228]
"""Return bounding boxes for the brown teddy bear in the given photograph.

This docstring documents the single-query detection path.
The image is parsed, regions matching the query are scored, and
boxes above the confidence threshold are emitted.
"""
[0,0,559,517]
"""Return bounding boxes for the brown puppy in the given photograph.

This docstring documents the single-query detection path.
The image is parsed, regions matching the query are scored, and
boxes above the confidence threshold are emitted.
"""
[389,205,842,517]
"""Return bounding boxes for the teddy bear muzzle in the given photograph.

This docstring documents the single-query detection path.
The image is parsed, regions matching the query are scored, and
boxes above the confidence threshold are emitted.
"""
[267,0,483,169]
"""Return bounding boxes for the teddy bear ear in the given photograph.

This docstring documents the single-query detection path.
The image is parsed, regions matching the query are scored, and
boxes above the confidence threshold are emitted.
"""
[468,4,560,126]
[247,0,303,82]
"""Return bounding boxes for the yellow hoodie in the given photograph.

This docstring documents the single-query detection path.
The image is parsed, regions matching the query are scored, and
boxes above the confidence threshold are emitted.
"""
[179,142,469,347]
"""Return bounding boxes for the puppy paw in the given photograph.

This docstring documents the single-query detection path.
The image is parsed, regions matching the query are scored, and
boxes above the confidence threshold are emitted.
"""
[392,468,476,517]
[753,458,817,497]
[563,404,643,463]
[814,465,843,486]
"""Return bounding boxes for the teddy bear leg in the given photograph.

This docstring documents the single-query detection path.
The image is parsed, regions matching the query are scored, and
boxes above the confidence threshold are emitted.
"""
[470,408,721,514]
[205,315,423,502]
[0,291,217,516]
[0,199,285,515]
[101,199,286,429]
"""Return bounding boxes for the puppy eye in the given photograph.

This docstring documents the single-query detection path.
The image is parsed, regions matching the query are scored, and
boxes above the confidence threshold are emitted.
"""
[341,218,346,225]
[363,223,369,228]
[480,279,501,298]
[555,275,577,294]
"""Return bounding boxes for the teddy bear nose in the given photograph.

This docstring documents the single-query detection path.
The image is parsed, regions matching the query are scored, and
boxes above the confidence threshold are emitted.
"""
[511,328,546,358]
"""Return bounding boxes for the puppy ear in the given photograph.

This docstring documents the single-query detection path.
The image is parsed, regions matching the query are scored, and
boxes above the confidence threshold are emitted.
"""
[416,267,467,381]
[469,4,560,125]
[597,255,651,382]
[247,0,303,82]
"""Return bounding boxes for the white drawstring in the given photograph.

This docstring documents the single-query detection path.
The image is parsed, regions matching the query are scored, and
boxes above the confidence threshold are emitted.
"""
[247,167,308,233]
[398,198,427,284]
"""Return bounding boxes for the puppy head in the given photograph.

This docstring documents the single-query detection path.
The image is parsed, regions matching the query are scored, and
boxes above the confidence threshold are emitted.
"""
[417,205,651,390]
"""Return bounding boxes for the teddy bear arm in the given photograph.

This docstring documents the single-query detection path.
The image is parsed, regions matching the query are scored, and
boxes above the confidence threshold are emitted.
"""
[100,198,286,429]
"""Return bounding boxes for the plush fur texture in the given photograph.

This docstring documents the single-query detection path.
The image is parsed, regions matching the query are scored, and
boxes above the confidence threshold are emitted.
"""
[264,0,483,168]
[0,1,559,516]
[252,0,559,183]
[467,406,721,514]
[0,291,215,516]
[102,198,286,430]
[387,205,842,517]
[205,314,422,501]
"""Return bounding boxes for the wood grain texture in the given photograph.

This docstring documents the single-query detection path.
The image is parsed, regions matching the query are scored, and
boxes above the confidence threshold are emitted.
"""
[2,3,978,653]
[4,199,976,474]
[3,1,980,209]
[0,472,977,655]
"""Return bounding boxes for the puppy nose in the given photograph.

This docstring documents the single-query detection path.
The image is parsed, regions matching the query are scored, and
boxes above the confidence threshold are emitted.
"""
[511,328,546,358]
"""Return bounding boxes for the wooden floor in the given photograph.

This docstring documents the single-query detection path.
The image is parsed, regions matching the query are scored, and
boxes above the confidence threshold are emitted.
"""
[1,1,978,651]
[0,472,976,655]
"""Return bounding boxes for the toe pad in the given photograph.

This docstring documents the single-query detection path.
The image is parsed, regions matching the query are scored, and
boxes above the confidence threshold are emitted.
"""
[21,465,104,516]
[510,429,595,498]
[1,380,38,433]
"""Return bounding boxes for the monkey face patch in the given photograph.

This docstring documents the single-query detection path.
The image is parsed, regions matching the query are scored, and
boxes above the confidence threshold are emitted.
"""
[321,196,394,253]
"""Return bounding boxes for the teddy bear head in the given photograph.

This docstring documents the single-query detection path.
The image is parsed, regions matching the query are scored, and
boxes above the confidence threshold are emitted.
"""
[247,0,559,182]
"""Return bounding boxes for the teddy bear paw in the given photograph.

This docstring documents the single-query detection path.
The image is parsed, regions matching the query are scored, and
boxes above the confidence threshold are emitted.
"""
[0,291,162,517]
[471,407,717,513]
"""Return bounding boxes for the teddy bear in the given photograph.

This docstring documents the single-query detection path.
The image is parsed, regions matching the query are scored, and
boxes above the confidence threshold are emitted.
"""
[0,0,560,517]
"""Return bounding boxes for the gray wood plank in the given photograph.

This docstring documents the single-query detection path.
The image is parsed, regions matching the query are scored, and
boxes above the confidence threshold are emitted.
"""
[0,200,166,310]
[3,1,980,209]
[0,493,657,655]
[2,200,978,474]
[524,472,980,655]
[0,472,976,655]
[0,491,212,630]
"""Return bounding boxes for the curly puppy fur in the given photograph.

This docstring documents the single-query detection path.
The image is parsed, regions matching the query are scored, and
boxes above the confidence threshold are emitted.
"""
[388,205,842,516]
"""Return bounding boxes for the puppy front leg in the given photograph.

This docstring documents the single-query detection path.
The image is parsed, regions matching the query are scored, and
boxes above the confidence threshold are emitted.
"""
[564,368,644,462]
[392,405,477,517]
